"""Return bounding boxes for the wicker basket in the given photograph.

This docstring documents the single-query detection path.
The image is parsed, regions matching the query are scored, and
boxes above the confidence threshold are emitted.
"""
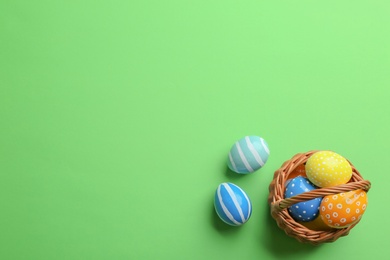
[268,150,371,245]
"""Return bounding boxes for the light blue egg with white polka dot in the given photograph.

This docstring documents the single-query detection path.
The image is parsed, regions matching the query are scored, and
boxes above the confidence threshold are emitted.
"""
[227,136,270,174]
[214,183,252,226]
[285,176,322,222]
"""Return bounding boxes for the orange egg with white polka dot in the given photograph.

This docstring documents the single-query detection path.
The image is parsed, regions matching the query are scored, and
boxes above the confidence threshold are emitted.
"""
[305,151,352,188]
[320,190,368,229]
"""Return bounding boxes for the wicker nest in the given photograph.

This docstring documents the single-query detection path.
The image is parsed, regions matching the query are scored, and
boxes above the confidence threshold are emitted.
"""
[268,150,371,245]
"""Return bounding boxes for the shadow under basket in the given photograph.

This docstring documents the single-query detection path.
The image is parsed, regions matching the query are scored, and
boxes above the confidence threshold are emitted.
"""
[268,151,371,245]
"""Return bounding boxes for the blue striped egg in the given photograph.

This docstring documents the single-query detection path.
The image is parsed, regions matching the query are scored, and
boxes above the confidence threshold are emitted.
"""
[214,183,252,226]
[227,136,270,174]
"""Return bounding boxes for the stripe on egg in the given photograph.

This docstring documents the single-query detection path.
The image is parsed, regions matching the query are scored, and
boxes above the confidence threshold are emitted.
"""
[260,137,270,155]
[217,185,241,225]
[228,152,239,173]
[219,184,245,224]
[249,136,269,167]
[228,144,247,173]
[235,142,254,172]
[245,136,265,167]
[238,138,262,172]
[223,183,246,223]
[214,200,238,226]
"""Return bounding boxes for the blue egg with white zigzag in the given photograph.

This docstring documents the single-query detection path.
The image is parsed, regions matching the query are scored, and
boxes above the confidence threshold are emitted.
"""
[227,136,270,174]
[214,182,252,226]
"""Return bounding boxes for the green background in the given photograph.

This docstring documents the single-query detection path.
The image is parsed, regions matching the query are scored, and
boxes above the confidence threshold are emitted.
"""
[1,0,389,259]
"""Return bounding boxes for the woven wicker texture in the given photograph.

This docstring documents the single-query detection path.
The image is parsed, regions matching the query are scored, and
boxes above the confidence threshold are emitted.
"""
[268,151,371,245]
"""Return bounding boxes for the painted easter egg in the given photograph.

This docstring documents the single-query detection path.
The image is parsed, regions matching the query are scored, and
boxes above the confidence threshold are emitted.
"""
[305,151,352,187]
[287,164,307,185]
[289,163,307,179]
[214,183,252,226]
[299,215,335,231]
[320,189,368,229]
[227,136,270,174]
[285,176,322,222]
